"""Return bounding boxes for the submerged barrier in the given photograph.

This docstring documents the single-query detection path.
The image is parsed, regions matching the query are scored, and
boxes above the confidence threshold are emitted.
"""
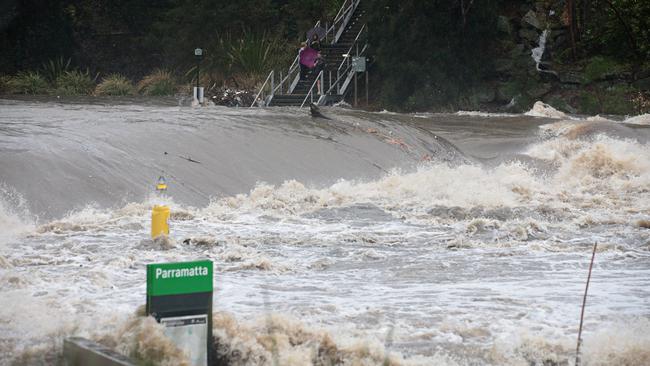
[63,337,135,366]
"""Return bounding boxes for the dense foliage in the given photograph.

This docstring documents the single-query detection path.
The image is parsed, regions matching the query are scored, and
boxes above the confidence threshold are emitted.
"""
[368,0,501,110]
[0,0,648,111]
[0,0,342,78]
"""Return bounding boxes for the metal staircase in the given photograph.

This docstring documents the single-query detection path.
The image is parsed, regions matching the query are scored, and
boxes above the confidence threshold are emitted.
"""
[251,0,368,107]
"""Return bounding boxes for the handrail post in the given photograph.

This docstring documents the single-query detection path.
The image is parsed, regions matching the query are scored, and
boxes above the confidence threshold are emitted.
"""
[337,70,340,94]
[329,71,332,94]
[270,71,275,97]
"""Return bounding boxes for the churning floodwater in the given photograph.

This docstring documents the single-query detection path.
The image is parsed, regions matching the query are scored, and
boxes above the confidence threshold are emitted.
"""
[1,97,649,365]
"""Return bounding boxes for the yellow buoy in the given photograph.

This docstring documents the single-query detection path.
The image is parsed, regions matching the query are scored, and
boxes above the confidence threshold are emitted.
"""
[156,176,168,192]
[151,205,170,238]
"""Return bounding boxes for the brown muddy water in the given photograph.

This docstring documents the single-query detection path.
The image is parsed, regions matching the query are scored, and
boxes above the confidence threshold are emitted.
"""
[1,97,649,365]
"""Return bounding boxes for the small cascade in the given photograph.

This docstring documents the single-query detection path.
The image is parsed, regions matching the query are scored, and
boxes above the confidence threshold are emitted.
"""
[530,10,558,76]
[531,29,548,72]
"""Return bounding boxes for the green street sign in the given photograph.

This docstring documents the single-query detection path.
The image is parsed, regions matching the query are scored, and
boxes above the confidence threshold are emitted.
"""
[147,260,213,297]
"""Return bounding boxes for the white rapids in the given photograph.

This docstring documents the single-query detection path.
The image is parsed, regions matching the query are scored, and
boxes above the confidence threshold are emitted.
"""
[1,98,649,365]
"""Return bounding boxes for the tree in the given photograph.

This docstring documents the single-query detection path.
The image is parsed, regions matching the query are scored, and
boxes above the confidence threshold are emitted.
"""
[368,0,501,110]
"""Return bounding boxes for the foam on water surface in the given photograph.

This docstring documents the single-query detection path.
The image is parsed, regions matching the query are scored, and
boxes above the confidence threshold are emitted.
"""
[1,99,649,365]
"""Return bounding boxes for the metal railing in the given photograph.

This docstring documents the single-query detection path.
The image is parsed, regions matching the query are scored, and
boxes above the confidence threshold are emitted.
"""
[251,0,363,107]
[327,0,361,44]
[300,70,324,108]
[250,71,275,107]
[250,55,302,107]
[326,24,367,96]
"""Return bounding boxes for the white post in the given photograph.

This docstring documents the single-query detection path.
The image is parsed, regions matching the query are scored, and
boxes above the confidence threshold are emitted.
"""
[193,87,204,105]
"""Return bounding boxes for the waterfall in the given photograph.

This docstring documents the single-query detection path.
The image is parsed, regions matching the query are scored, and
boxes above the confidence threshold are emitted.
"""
[531,28,557,76]
[531,29,548,71]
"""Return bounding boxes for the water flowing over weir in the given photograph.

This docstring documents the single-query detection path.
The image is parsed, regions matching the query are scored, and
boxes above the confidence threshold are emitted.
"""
[1,98,650,365]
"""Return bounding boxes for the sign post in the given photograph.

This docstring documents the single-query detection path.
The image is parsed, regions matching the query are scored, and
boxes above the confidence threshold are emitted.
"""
[146,260,213,366]
[193,48,204,104]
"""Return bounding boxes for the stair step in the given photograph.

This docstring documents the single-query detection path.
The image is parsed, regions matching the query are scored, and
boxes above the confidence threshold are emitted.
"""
[261,1,367,107]
[269,94,313,106]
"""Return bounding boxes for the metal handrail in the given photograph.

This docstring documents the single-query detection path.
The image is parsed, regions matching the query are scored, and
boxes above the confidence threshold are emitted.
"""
[325,43,367,96]
[328,0,360,43]
[300,70,324,108]
[250,70,274,107]
[327,0,360,44]
[336,24,366,75]
[273,55,299,94]
[251,0,362,107]
[327,0,351,36]
[331,0,352,26]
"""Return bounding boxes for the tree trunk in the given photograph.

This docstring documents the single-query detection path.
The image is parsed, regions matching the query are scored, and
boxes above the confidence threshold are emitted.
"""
[568,0,578,59]
[459,0,474,29]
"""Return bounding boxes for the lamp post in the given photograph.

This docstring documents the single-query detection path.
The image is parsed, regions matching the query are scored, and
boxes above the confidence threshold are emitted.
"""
[193,48,204,105]
[194,48,202,88]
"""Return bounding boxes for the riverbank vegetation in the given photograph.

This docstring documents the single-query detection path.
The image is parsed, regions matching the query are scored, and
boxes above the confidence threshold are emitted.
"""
[1,0,648,114]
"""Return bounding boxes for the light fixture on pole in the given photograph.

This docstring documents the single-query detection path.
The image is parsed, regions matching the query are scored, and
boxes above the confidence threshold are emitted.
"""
[193,48,204,105]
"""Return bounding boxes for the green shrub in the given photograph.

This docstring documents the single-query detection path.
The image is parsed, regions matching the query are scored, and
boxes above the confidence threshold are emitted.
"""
[227,33,288,78]
[55,70,95,95]
[95,74,135,96]
[137,69,176,96]
[601,85,635,115]
[578,91,600,114]
[41,57,72,83]
[7,72,50,94]
[584,57,623,84]
[0,75,10,94]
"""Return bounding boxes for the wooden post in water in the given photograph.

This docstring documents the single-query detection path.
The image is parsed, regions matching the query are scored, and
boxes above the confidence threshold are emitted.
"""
[576,242,598,366]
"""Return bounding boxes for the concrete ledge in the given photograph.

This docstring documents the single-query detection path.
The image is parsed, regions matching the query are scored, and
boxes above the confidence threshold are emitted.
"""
[64,337,135,366]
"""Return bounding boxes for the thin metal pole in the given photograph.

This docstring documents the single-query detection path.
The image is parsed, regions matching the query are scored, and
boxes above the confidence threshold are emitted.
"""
[337,70,340,94]
[354,72,357,107]
[365,70,369,106]
[576,242,598,366]
[320,72,324,96]
[196,59,200,89]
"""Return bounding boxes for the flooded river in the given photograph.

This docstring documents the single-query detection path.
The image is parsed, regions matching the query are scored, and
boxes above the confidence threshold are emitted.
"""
[1,97,649,365]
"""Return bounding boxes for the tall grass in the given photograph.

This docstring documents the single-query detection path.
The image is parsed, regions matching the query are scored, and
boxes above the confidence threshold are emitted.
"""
[55,70,96,95]
[0,75,10,94]
[95,74,135,96]
[41,57,72,83]
[7,72,49,94]
[137,69,176,96]
[186,32,292,89]
[228,32,289,78]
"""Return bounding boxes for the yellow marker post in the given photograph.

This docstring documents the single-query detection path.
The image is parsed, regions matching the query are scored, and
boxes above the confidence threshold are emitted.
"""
[151,176,170,239]
[151,205,170,238]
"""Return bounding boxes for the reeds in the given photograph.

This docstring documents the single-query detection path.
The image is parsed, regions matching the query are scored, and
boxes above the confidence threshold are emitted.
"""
[95,74,135,96]
[6,72,49,94]
[55,70,96,95]
[137,69,176,96]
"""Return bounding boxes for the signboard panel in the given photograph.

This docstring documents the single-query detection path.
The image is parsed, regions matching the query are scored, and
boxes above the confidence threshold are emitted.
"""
[161,315,208,366]
[147,260,213,296]
[352,56,366,72]
[146,260,213,365]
